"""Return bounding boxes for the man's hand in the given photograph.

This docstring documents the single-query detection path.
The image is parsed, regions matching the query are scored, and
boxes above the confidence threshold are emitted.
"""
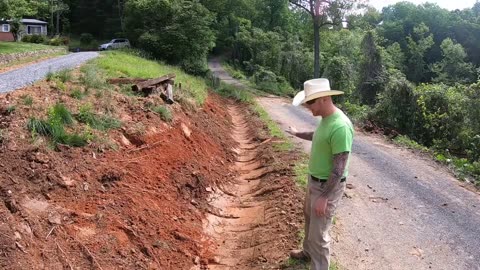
[286,126,298,136]
[314,197,328,217]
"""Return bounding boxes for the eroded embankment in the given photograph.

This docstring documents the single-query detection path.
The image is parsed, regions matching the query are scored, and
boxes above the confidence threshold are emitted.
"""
[203,105,304,270]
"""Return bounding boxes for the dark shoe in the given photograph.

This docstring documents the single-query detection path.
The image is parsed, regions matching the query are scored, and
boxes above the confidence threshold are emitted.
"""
[289,249,310,261]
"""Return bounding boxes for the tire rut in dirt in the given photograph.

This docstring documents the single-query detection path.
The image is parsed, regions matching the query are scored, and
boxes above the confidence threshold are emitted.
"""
[203,105,277,269]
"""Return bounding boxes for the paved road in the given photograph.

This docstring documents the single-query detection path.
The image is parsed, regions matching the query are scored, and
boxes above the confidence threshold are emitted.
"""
[0,52,99,93]
[209,57,480,270]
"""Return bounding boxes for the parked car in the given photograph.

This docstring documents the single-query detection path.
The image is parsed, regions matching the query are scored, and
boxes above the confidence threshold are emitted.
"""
[98,39,130,50]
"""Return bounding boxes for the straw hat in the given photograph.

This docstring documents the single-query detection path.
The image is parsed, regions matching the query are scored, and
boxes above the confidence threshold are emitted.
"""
[292,78,344,106]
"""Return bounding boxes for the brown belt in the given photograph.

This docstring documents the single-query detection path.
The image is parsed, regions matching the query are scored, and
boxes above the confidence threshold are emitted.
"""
[310,175,346,183]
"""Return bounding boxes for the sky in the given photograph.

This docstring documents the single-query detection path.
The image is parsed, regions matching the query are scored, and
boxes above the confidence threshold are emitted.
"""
[369,0,478,11]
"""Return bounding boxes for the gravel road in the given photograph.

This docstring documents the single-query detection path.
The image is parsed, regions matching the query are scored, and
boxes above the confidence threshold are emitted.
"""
[0,52,99,93]
[209,57,480,270]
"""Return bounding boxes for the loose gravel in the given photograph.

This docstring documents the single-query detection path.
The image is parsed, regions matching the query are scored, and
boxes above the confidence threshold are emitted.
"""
[0,52,99,93]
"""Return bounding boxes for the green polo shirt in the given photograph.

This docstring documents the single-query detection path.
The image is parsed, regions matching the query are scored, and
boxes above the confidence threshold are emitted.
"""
[309,109,354,179]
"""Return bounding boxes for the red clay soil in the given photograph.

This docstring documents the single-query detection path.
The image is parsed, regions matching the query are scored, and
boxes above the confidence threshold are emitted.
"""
[0,79,304,269]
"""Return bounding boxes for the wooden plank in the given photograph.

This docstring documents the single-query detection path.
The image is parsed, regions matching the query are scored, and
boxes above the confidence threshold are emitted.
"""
[107,78,148,84]
[133,73,176,92]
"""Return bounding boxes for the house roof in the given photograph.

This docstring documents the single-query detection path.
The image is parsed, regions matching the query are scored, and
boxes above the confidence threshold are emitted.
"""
[21,19,47,25]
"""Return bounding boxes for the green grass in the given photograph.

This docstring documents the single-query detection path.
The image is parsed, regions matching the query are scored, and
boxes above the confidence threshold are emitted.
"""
[252,103,294,151]
[70,88,86,99]
[152,106,173,122]
[214,83,254,103]
[94,50,208,106]
[22,95,33,106]
[0,41,58,55]
[393,135,429,151]
[27,103,88,148]
[80,64,107,90]
[76,103,122,131]
[294,156,309,189]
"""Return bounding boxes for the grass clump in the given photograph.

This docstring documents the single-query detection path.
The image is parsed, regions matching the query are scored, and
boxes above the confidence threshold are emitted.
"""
[393,135,429,151]
[76,103,121,131]
[6,105,16,114]
[22,95,34,106]
[46,69,73,83]
[80,65,106,90]
[27,103,88,148]
[152,106,173,122]
[70,88,86,99]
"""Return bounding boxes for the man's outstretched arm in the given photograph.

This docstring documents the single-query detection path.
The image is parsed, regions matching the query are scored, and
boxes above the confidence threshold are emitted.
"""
[286,126,314,141]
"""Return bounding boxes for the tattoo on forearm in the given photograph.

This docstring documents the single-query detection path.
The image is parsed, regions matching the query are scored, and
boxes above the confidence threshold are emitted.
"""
[296,132,314,141]
[320,152,349,197]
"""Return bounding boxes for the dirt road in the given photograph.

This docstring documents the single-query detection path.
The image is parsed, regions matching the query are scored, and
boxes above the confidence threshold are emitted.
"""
[209,58,480,270]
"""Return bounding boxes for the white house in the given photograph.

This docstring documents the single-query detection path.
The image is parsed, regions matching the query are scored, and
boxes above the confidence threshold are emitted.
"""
[0,19,48,41]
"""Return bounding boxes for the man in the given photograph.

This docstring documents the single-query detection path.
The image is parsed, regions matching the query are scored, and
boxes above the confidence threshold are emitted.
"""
[287,78,354,270]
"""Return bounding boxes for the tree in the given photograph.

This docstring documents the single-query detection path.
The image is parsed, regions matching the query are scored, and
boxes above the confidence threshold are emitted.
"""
[125,0,216,75]
[432,38,477,84]
[358,31,385,105]
[288,0,359,78]
[406,23,434,83]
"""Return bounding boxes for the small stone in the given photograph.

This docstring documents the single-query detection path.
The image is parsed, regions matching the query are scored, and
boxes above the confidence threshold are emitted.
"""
[181,123,192,138]
[190,199,198,206]
[83,182,89,191]
[205,187,213,192]
[193,256,200,265]
[48,212,62,225]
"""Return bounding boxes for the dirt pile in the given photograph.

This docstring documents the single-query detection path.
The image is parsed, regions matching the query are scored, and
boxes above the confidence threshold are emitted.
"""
[0,75,304,269]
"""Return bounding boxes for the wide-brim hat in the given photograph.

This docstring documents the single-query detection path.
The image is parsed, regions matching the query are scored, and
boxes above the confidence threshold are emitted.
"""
[292,78,344,106]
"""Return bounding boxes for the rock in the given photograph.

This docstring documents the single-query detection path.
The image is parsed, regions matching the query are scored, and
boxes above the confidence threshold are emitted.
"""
[119,135,132,147]
[60,176,75,188]
[190,199,198,206]
[172,231,190,242]
[346,183,354,189]
[83,182,89,191]
[205,187,213,192]
[193,256,201,265]
[209,257,221,264]
[34,152,49,164]
[48,212,62,225]
[181,123,192,138]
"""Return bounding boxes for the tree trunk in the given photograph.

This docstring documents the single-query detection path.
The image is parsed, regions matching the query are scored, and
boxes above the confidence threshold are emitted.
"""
[313,19,321,78]
[56,11,60,35]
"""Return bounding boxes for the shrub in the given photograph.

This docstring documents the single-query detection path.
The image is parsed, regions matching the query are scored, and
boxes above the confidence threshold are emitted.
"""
[80,33,94,45]
[21,35,32,43]
[29,34,47,44]
[48,37,63,46]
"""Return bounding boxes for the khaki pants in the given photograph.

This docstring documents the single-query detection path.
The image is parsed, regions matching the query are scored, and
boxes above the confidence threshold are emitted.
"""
[303,176,346,270]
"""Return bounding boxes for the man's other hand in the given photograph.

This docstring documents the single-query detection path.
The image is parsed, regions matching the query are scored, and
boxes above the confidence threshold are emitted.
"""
[314,197,328,217]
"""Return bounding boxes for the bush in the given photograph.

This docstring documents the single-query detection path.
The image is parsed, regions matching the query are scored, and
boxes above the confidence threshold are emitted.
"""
[251,67,294,96]
[48,36,69,46]
[80,33,94,45]
[29,34,47,44]
[21,35,32,43]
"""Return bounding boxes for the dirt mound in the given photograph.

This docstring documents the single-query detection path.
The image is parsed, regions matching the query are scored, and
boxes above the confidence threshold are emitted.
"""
[0,78,304,269]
